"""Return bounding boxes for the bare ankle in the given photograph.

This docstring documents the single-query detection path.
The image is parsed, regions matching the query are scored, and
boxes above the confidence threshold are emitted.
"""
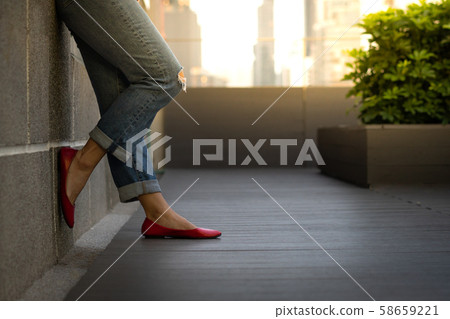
[75,138,107,172]
[145,210,164,221]
[75,149,98,172]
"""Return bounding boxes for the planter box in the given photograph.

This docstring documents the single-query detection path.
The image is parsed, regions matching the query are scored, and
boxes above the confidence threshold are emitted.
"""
[317,124,450,186]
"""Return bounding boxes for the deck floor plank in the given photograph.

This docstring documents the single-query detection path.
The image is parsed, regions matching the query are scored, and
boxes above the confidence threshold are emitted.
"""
[66,168,450,300]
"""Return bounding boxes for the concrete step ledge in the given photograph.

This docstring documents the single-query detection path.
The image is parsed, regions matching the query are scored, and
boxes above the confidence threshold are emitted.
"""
[19,202,140,301]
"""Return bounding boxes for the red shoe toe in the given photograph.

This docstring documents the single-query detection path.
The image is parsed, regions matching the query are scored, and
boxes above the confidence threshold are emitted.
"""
[60,147,78,228]
[141,218,221,239]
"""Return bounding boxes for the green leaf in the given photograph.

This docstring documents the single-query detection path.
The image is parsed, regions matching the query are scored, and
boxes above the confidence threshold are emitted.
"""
[342,0,450,124]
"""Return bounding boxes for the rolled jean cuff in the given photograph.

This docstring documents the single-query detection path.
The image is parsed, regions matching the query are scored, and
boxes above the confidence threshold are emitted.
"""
[89,126,128,163]
[118,179,161,203]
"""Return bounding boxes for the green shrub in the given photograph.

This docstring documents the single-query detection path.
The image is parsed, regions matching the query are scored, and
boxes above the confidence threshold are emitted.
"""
[343,0,450,124]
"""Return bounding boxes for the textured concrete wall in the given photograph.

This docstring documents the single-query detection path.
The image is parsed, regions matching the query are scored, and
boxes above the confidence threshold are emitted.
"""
[0,1,119,300]
[162,87,359,167]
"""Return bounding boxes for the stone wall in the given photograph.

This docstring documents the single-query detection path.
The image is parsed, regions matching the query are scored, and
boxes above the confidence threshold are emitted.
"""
[0,1,119,300]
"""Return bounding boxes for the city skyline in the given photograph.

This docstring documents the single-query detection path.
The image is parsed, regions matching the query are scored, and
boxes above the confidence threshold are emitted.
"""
[162,0,423,87]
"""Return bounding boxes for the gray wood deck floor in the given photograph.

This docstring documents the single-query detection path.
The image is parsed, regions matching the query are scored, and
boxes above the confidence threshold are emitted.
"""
[66,168,450,301]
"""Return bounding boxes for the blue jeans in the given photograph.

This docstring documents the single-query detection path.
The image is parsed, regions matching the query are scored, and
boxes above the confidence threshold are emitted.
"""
[55,0,185,202]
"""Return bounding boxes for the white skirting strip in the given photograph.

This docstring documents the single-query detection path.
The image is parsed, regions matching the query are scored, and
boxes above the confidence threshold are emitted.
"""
[0,140,88,158]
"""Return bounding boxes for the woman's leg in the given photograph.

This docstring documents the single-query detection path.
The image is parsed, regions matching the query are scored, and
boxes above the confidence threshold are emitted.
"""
[65,138,106,205]
[67,138,196,229]
[55,0,186,166]
[138,193,196,229]
[57,8,195,229]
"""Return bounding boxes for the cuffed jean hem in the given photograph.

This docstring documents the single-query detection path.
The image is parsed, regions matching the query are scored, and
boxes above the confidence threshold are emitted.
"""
[89,126,128,163]
[118,179,161,203]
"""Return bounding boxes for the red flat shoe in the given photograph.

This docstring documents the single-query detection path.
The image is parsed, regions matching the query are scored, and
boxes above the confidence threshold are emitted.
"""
[60,147,78,228]
[141,218,221,239]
